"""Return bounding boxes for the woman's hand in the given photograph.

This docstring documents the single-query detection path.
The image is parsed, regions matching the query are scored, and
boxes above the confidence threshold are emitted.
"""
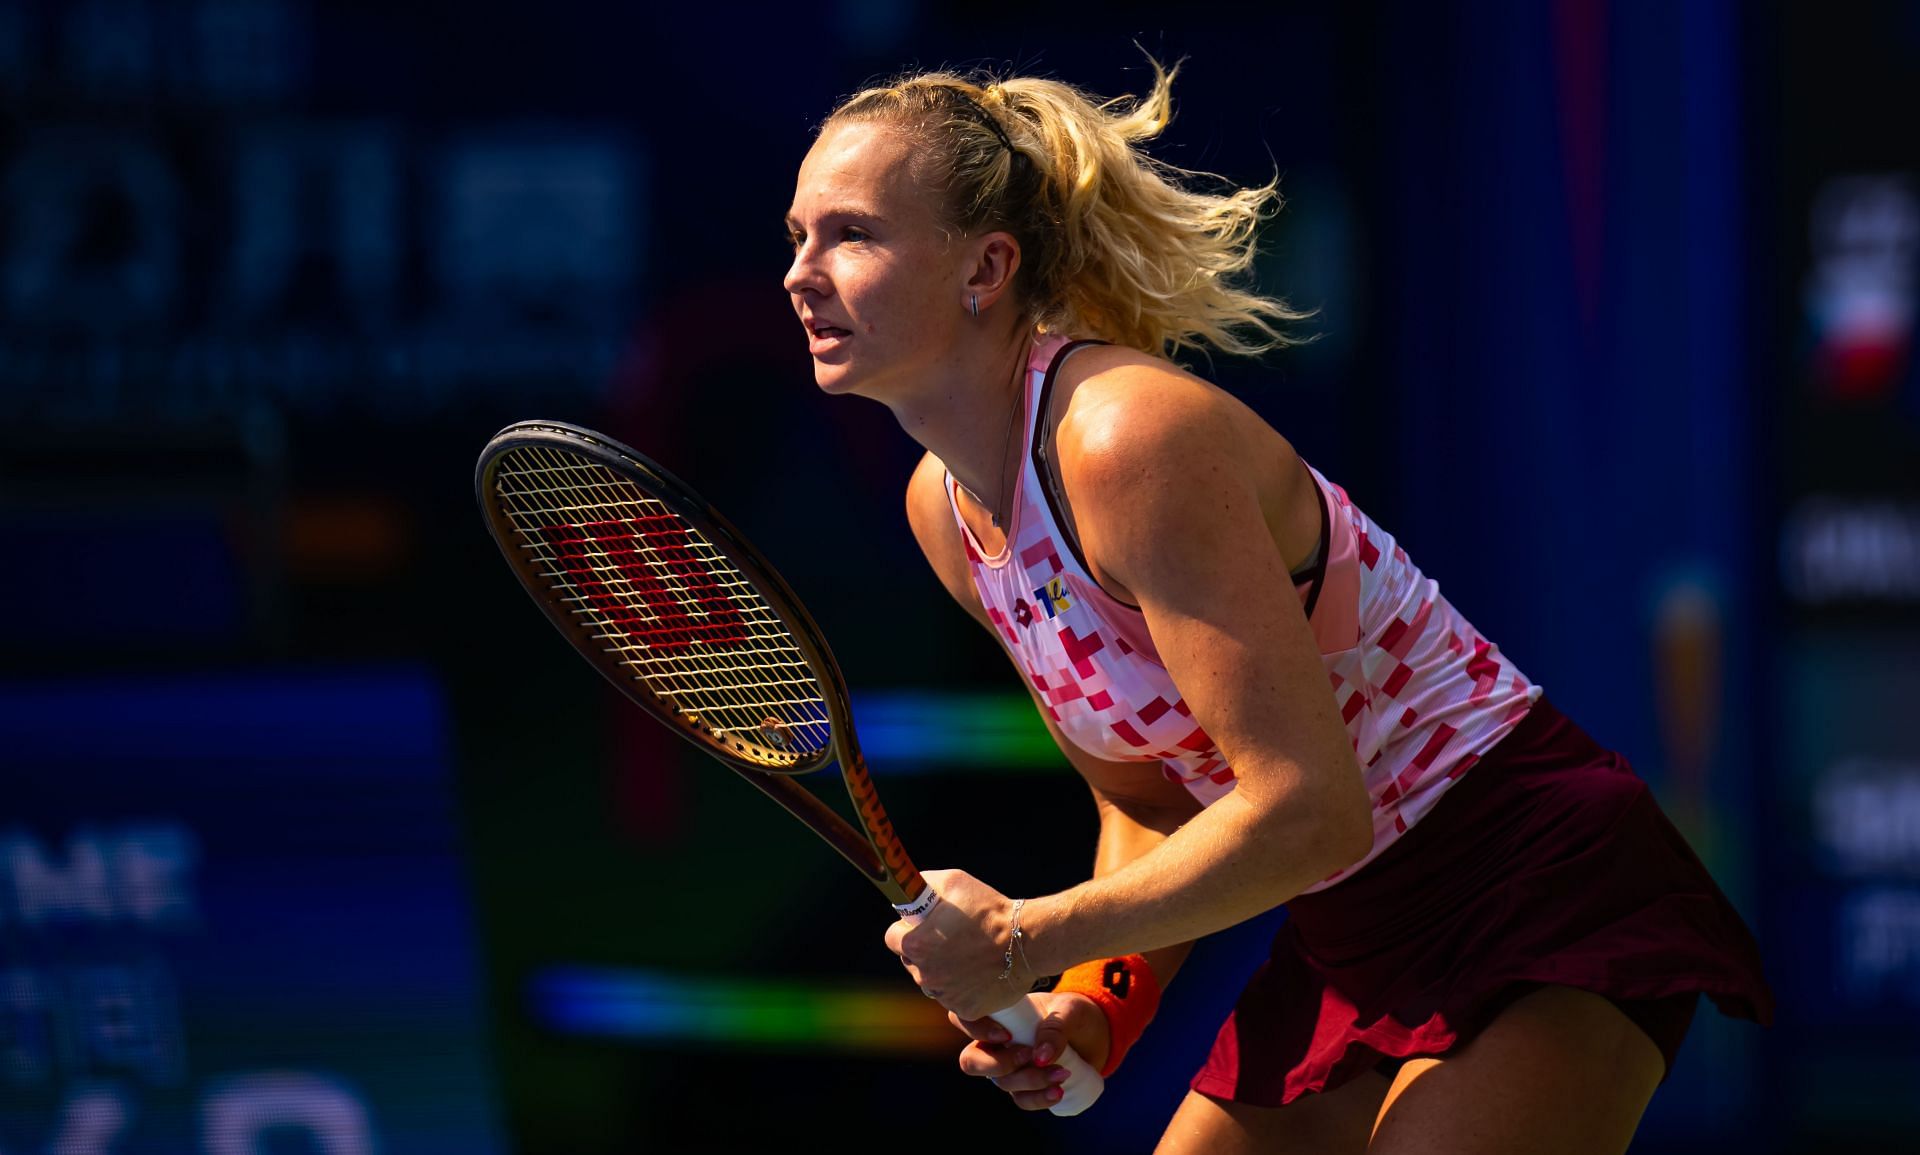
[884,869,1035,1022]
[950,991,1110,1111]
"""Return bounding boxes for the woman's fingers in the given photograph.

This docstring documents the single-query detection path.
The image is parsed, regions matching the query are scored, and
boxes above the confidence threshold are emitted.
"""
[956,1039,1029,1079]
[1007,1083,1069,1112]
[955,1039,1073,1111]
[947,1012,1013,1045]
[947,997,1085,1111]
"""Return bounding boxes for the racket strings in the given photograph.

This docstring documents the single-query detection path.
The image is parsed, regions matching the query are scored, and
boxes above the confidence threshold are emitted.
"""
[492,445,834,763]
[502,462,831,753]
[497,449,803,670]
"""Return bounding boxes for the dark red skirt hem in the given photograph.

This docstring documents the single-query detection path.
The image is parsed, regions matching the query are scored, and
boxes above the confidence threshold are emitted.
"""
[1189,696,1774,1108]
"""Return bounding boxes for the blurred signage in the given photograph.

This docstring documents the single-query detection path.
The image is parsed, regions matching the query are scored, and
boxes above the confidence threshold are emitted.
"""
[1816,758,1920,879]
[0,671,505,1154]
[1816,759,1920,1007]
[1781,497,1920,605]
[0,2,644,427]
[1805,174,1917,402]
[0,125,642,425]
[1771,7,1920,1127]
[0,0,307,106]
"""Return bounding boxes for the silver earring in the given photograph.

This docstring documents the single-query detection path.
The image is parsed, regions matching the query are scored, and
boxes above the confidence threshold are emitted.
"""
[970,294,979,317]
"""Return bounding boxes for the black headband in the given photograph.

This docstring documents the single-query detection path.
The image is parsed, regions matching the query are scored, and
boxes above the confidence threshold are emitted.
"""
[951,88,1019,158]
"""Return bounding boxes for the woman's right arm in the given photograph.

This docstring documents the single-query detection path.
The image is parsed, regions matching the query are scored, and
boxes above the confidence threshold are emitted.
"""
[905,453,1201,1106]
[1038,702,1200,988]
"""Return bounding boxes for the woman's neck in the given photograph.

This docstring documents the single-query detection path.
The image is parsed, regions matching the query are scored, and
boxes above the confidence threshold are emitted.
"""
[886,327,1034,523]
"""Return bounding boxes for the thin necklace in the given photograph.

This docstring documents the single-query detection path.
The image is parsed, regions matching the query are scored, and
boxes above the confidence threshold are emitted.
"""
[958,343,1028,530]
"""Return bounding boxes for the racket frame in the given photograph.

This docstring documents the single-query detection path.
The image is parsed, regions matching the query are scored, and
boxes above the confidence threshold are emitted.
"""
[475,420,1104,1114]
[475,420,923,906]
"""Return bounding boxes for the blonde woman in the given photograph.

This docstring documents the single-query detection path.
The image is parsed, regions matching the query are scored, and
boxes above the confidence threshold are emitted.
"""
[783,61,1771,1153]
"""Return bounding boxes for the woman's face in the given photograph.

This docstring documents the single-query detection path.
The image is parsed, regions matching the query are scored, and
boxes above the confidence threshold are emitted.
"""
[784,120,966,400]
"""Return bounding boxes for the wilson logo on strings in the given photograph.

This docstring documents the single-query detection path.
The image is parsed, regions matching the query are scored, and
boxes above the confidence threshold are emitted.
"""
[538,519,747,650]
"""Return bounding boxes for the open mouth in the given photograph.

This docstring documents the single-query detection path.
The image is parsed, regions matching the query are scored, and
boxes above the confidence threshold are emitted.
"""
[808,321,852,354]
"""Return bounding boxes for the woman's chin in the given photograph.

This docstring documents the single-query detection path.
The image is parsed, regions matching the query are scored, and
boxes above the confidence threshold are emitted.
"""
[812,361,867,397]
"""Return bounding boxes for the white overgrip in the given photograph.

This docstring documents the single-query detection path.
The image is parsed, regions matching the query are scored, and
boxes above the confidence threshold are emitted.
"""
[980,991,1104,1116]
[895,890,1104,1116]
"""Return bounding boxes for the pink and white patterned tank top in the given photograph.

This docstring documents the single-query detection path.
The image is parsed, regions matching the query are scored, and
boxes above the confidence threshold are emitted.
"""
[946,334,1543,890]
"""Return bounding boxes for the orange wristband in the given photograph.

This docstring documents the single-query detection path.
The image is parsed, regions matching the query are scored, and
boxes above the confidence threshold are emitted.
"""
[1051,954,1162,1078]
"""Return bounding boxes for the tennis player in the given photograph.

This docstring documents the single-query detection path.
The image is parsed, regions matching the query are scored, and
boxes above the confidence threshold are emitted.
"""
[783,60,1772,1153]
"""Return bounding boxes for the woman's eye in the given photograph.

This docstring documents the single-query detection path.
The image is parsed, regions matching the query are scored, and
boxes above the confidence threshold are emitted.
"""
[843,227,870,243]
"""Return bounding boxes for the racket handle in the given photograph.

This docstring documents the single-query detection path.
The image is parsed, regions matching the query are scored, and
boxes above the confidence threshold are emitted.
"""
[895,891,1105,1116]
[984,993,1104,1116]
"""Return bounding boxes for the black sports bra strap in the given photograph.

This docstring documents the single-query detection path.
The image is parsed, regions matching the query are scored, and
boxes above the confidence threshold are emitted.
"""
[1030,338,1330,618]
[1295,460,1332,619]
[1030,339,1127,604]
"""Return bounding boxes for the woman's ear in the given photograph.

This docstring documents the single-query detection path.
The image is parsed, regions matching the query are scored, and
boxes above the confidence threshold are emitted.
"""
[962,231,1022,313]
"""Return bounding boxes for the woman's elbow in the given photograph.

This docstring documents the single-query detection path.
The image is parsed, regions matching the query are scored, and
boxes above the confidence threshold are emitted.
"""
[1323,803,1374,877]
[1249,775,1374,882]
[1307,778,1374,879]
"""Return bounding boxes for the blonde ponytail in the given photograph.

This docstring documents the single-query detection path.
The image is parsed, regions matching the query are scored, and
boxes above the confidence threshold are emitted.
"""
[825,58,1309,360]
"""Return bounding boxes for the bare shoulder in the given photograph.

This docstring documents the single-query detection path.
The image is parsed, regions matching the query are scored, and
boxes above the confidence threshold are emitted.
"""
[1047,346,1310,600]
[1052,346,1286,478]
[904,451,987,623]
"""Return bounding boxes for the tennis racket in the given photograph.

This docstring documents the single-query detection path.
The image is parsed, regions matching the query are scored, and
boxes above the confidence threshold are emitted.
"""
[474,420,1102,1115]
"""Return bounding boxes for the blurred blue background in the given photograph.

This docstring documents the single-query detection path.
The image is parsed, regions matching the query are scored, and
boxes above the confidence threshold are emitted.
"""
[2,1,1917,1151]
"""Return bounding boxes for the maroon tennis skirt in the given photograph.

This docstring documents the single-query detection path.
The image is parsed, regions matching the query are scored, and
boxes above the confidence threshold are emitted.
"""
[1190,696,1774,1108]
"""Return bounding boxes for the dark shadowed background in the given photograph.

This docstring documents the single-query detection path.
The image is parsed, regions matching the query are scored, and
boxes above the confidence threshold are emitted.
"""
[3,1,1917,1151]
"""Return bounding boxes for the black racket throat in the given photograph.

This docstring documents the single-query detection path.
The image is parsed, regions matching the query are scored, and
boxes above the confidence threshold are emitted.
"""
[738,748,918,906]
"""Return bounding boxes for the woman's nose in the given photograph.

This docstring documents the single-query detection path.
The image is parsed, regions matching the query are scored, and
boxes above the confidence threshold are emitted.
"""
[784,243,824,297]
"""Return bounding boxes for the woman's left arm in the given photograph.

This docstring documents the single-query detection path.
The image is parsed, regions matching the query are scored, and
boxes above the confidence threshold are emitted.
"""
[892,364,1374,1020]
[1020,366,1374,971]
